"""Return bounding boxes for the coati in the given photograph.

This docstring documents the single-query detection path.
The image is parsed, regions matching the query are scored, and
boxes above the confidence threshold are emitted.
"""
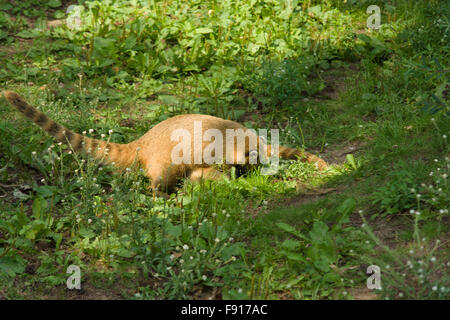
[3,90,328,194]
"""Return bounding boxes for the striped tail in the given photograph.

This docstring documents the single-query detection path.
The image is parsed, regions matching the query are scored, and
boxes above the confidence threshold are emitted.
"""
[268,144,328,170]
[3,91,139,169]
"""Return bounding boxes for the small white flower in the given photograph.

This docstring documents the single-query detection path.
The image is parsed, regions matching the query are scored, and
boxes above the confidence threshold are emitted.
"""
[215,238,220,243]
[101,134,105,138]
[398,292,404,298]
[200,249,207,254]
[432,286,437,291]
[41,178,45,183]
[190,256,193,260]
[32,151,36,155]
[89,129,94,133]
[108,129,113,134]
[183,244,189,250]
[87,218,92,224]
[202,275,207,281]
[443,135,447,139]
[430,257,436,262]
[166,266,171,271]
[180,259,184,264]
[231,256,236,261]
[212,212,216,217]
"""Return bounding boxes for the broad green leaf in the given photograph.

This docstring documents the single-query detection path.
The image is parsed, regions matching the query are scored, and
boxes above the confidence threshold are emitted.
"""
[281,239,302,251]
[47,0,62,8]
[196,27,213,34]
[346,154,357,170]
[309,221,329,243]
[116,248,134,258]
[0,256,26,277]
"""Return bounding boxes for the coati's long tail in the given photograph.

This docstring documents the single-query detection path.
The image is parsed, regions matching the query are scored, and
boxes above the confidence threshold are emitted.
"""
[268,145,328,170]
[3,91,139,169]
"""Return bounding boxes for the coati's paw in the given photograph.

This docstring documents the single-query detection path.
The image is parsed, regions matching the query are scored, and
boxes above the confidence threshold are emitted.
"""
[306,154,328,171]
[315,158,329,171]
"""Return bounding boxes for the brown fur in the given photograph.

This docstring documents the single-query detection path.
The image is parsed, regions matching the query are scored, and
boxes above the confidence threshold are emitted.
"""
[3,90,328,193]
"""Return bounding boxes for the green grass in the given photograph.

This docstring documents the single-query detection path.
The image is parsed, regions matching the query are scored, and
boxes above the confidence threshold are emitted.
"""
[0,0,449,300]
